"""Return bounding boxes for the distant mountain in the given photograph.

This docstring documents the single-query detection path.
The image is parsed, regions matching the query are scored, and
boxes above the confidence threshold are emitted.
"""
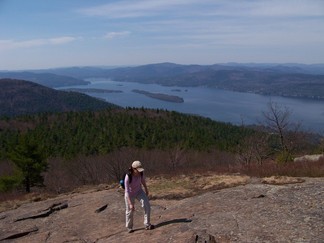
[0,71,89,88]
[37,62,324,78]
[45,63,324,99]
[6,63,324,100]
[32,66,120,79]
[0,79,119,117]
[218,63,324,75]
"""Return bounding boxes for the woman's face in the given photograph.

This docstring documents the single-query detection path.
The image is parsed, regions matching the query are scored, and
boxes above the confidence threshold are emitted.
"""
[133,168,140,175]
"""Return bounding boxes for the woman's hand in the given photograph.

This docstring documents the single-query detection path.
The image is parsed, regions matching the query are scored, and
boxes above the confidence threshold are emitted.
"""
[130,204,135,211]
[143,183,149,196]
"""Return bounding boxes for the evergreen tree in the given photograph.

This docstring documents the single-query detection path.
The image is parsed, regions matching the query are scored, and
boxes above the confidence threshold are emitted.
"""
[9,136,48,192]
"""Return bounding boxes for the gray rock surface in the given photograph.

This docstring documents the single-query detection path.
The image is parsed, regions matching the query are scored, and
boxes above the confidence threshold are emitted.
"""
[0,178,323,242]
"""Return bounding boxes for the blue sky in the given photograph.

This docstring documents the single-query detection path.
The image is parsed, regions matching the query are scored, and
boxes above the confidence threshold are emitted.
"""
[0,0,323,70]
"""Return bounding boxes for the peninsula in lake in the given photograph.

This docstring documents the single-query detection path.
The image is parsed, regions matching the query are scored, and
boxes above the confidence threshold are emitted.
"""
[132,89,184,103]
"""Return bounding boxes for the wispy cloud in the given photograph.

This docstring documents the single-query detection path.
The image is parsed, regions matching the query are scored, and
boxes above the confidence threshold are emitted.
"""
[248,0,324,17]
[48,36,77,45]
[0,36,77,51]
[1,0,323,69]
[78,0,199,18]
[77,0,324,48]
[78,0,324,19]
[103,31,131,40]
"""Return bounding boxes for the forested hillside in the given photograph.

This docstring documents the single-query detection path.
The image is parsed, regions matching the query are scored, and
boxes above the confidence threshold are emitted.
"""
[0,94,322,195]
[0,108,252,159]
[0,79,119,117]
[0,78,253,159]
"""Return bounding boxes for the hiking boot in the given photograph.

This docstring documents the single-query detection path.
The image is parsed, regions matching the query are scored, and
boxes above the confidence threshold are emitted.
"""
[127,228,134,233]
[145,224,155,230]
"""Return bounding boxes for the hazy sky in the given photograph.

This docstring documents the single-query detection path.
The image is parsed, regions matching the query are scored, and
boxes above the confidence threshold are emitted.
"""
[0,0,323,70]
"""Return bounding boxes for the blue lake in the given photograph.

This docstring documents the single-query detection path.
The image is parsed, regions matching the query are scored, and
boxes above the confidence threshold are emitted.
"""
[60,79,324,135]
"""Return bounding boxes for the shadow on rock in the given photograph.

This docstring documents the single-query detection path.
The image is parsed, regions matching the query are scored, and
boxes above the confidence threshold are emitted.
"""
[155,218,192,228]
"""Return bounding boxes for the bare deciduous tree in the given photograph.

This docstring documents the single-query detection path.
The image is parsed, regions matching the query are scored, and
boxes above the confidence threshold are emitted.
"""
[103,148,138,181]
[262,101,303,163]
[236,133,271,166]
[168,144,186,170]
[263,102,291,151]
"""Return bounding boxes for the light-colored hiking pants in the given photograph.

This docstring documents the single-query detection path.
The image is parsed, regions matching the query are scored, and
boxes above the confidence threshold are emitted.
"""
[125,189,151,230]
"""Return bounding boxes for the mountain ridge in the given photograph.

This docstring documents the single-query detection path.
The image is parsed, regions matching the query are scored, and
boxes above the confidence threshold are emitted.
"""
[2,63,324,100]
[0,78,119,117]
[0,71,89,88]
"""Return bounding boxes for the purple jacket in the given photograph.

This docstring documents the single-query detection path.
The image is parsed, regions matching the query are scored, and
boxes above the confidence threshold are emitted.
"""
[124,173,145,198]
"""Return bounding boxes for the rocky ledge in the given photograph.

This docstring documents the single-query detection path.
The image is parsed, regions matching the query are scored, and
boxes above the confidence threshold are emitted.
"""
[0,177,323,242]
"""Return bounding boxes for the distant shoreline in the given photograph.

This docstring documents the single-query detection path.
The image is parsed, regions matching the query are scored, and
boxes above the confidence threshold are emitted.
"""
[63,88,123,93]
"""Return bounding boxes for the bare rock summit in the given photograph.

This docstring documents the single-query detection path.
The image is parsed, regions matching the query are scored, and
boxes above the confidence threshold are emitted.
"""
[0,177,323,242]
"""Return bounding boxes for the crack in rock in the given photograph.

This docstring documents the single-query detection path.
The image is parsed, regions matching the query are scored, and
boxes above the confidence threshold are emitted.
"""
[0,226,38,241]
[15,202,68,222]
[95,204,108,213]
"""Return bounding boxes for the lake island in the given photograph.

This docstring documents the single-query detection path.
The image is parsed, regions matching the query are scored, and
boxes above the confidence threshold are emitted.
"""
[132,89,184,103]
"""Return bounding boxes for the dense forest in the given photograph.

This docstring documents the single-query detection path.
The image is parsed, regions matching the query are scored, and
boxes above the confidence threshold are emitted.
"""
[0,107,322,195]
[0,108,253,159]
[0,108,323,195]
[0,108,254,193]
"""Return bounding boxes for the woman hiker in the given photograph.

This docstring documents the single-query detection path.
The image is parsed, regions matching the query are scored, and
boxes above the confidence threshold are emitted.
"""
[124,160,154,233]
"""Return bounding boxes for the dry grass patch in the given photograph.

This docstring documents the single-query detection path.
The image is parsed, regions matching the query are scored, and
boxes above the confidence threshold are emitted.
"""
[0,192,52,213]
[262,176,305,185]
[0,200,20,213]
[148,175,193,199]
[195,174,250,190]
[0,184,115,213]
[148,173,250,200]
